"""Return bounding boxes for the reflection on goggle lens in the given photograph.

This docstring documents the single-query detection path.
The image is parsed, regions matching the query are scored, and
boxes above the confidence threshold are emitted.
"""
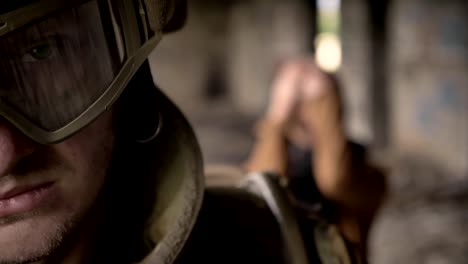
[0,1,119,131]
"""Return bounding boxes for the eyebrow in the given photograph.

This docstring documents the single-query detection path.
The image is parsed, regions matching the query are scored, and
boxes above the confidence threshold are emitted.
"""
[0,0,39,15]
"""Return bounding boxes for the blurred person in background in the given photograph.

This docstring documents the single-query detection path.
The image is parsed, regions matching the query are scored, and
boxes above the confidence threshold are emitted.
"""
[245,57,386,259]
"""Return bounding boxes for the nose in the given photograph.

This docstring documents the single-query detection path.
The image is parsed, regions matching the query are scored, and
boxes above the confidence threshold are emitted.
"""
[0,118,37,176]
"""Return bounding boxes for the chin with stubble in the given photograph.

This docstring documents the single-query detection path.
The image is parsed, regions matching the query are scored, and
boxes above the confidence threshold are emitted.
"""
[0,112,114,264]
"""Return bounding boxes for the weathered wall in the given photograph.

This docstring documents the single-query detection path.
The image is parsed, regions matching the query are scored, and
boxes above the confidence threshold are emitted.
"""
[228,0,314,115]
[150,0,316,164]
[369,1,468,263]
[388,0,468,178]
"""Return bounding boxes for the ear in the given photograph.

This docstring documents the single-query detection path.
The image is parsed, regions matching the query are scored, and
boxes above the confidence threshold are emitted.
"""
[162,0,187,33]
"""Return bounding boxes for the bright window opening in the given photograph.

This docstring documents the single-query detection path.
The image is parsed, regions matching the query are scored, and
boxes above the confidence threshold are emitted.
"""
[315,0,341,72]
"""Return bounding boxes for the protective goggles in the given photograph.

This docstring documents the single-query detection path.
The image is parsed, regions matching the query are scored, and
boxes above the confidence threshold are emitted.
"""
[0,0,166,143]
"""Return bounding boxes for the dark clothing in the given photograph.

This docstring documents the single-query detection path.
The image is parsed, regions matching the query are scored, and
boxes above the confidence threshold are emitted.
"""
[176,188,287,263]
[99,64,355,263]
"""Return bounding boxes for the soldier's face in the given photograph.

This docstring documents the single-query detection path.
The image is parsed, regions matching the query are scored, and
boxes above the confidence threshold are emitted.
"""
[0,111,114,263]
[0,3,118,263]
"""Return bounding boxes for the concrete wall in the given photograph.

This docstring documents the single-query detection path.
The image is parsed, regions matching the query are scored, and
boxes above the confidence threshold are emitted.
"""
[388,0,468,180]
[149,0,315,164]
[370,1,468,263]
[228,0,314,115]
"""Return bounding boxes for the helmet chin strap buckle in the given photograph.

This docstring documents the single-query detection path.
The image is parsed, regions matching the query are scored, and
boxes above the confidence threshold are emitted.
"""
[136,111,163,144]
[0,21,7,31]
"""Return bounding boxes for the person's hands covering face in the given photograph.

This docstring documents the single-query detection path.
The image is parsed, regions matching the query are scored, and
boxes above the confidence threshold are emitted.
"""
[265,58,341,148]
[296,59,342,149]
[265,61,303,127]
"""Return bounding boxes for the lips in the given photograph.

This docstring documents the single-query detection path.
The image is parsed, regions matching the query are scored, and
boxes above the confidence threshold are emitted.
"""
[0,182,55,218]
[0,182,54,201]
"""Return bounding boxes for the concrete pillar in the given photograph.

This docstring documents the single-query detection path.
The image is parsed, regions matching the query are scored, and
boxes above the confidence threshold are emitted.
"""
[340,0,390,149]
[339,0,374,145]
[227,0,315,116]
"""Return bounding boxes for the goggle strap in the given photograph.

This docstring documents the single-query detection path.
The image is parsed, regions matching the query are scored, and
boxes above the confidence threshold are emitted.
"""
[115,0,142,58]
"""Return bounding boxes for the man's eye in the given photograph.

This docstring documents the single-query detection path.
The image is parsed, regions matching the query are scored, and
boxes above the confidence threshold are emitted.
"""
[22,43,56,62]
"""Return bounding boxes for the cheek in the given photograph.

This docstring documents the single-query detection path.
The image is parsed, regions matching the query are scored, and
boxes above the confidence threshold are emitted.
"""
[54,110,115,200]
[61,110,114,166]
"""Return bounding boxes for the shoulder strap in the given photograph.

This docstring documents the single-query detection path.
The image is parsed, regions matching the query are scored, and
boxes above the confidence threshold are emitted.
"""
[241,172,357,264]
[241,172,309,264]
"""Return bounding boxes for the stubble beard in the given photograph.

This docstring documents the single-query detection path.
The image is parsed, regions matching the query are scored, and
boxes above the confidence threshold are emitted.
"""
[0,217,72,264]
[0,151,86,264]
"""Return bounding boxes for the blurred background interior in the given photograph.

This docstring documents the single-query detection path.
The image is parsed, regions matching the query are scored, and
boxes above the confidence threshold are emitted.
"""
[149,1,468,261]
[150,0,468,177]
